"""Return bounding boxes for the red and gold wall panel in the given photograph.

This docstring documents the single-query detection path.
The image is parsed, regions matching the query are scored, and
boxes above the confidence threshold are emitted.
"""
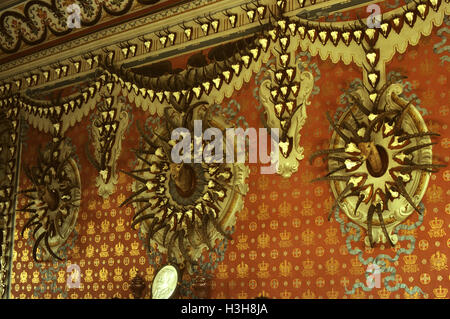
[9,23,450,299]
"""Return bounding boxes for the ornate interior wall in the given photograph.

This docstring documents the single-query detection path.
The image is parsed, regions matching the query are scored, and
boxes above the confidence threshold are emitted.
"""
[7,21,449,299]
[0,0,448,300]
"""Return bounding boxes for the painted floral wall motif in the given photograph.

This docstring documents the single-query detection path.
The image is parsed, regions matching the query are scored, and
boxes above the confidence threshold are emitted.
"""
[9,20,450,299]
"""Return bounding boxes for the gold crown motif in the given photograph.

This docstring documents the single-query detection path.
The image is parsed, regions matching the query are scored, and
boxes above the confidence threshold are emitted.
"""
[99,267,108,279]
[236,262,249,278]
[116,217,125,232]
[258,261,269,272]
[131,242,139,250]
[216,292,225,299]
[280,290,291,299]
[217,264,228,279]
[129,266,138,278]
[115,242,124,256]
[349,257,364,275]
[302,199,313,209]
[404,288,420,299]
[351,288,366,299]
[218,264,227,273]
[430,217,444,229]
[280,230,291,241]
[258,175,269,190]
[323,197,333,211]
[279,201,291,217]
[325,227,338,237]
[87,221,95,232]
[146,266,154,276]
[257,232,270,248]
[102,198,110,209]
[257,203,269,220]
[302,289,315,299]
[377,288,391,299]
[303,259,314,270]
[238,234,248,243]
[88,200,96,210]
[433,285,448,299]
[279,260,292,277]
[236,234,249,251]
[403,254,417,265]
[237,291,248,299]
[326,289,339,299]
[116,193,126,204]
[430,251,448,271]
[325,257,339,275]
[257,261,269,279]
[114,267,123,276]
[101,220,110,232]
[237,207,248,221]
[350,257,362,267]
[301,229,315,245]
[100,243,109,258]
[427,184,442,203]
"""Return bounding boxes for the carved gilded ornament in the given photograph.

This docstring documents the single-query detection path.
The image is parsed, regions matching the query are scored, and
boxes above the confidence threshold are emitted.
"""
[312,83,443,246]
[86,96,130,198]
[121,100,249,272]
[18,138,81,262]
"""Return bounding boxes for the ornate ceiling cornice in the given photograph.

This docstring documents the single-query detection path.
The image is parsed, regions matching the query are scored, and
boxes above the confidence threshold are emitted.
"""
[0,0,348,82]
[0,0,445,137]
[0,0,179,55]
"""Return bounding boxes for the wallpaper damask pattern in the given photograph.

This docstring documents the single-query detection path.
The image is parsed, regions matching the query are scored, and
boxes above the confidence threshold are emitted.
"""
[9,23,450,299]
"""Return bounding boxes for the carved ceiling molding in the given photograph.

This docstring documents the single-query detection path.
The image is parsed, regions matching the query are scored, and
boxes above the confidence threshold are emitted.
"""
[0,0,446,99]
[0,0,171,55]
[0,0,221,73]
[0,0,338,85]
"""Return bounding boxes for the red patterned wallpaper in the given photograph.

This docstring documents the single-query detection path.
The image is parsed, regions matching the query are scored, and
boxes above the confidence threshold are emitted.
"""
[9,22,450,299]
